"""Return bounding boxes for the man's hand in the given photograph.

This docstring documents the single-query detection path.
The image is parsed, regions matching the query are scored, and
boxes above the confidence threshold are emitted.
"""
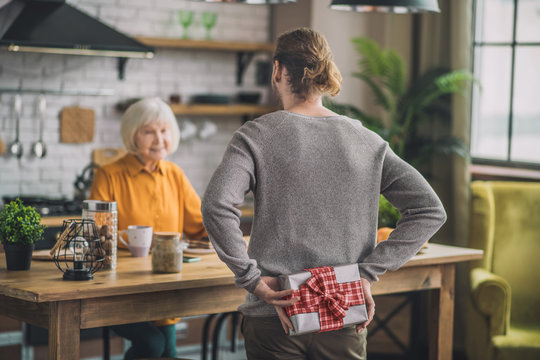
[356,278,375,333]
[253,276,299,334]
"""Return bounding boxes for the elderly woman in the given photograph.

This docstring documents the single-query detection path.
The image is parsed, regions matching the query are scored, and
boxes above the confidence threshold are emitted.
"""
[89,97,207,359]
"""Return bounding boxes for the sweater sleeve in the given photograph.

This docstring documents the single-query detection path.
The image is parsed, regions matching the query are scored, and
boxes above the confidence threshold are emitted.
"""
[202,128,260,293]
[357,145,447,282]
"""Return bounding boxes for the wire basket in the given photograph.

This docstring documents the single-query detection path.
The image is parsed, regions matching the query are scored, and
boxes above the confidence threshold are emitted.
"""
[52,219,105,280]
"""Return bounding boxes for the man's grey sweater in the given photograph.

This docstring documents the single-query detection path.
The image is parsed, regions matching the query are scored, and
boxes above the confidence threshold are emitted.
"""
[202,110,446,316]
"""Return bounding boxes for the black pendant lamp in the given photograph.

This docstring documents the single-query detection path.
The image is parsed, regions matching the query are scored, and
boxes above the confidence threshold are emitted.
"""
[190,0,296,3]
[330,0,440,13]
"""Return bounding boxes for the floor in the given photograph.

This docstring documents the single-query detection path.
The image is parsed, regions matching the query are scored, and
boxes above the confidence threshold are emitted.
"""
[103,343,247,360]
[177,344,247,360]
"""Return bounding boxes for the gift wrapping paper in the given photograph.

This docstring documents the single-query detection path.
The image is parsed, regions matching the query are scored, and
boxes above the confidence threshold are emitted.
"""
[278,264,368,336]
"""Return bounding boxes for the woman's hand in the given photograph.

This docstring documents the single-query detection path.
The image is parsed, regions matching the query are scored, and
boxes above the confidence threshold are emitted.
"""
[253,276,299,334]
[356,278,375,333]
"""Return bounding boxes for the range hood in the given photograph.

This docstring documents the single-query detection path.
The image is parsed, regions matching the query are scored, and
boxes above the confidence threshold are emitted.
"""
[0,0,154,59]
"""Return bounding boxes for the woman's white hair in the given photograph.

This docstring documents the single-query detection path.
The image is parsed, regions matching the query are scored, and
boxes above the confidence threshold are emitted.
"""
[120,97,180,154]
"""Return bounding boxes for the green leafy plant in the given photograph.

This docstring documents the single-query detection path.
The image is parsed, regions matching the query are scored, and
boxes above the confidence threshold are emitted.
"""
[0,198,45,245]
[324,37,474,170]
[378,195,401,228]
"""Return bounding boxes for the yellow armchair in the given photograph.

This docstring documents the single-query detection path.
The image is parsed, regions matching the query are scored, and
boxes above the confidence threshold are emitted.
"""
[466,181,540,360]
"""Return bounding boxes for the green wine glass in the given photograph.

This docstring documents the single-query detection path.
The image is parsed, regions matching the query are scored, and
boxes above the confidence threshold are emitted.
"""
[178,10,194,39]
[201,11,218,40]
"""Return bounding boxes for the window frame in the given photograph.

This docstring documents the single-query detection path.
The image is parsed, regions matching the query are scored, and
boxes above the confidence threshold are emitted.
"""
[470,0,540,170]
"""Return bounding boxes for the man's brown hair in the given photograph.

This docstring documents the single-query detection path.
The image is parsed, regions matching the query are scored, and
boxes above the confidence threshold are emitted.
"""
[274,28,342,100]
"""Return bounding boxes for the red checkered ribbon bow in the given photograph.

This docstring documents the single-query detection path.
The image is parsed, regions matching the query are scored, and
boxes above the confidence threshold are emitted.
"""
[284,266,365,332]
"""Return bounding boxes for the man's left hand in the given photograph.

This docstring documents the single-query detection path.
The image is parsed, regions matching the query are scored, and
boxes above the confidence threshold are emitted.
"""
[253,276,299,334]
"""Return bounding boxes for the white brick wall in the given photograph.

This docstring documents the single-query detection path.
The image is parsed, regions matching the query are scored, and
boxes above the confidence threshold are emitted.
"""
[0,0,271,203]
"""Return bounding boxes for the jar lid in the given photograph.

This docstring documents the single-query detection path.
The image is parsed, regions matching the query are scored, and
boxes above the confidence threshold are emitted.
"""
[153,231,181,240]
[83,200,117,211]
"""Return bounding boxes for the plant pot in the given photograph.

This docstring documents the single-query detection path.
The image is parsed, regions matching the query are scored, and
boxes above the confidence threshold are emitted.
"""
[3,243,34,270]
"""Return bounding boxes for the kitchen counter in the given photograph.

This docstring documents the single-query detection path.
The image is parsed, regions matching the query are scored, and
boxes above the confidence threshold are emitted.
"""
[40,206,254,227]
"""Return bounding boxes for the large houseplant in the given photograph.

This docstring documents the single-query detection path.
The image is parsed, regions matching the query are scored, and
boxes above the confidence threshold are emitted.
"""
[0,198,45,270]
[325,37,474,234]
[325,37,473,171]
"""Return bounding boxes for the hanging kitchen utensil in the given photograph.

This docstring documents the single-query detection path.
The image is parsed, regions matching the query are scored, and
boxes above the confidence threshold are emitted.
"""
[8,94,23,159]
[32,94,47,158]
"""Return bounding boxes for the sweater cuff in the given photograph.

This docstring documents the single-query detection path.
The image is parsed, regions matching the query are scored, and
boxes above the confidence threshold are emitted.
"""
[357,266,377,283]
[234,264,262,293]
[243,275,261,294]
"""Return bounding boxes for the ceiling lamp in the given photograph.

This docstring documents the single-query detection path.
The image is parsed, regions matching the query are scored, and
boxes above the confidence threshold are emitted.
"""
[191,0,296,4]
[330,0,440,13]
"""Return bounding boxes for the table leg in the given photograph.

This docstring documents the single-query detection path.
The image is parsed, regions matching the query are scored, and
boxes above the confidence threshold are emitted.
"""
[429,264,455,360]
[48,300,80,360]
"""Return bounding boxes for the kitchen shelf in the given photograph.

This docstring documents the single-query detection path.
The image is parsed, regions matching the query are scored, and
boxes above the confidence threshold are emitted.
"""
[135,37,275,53]
[170,103,277,116]
[136,37,274,85]
[0,87,114,96]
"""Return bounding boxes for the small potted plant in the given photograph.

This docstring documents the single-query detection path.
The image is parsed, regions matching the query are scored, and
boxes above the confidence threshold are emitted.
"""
[0,198,46,270]
[376,195,428,249]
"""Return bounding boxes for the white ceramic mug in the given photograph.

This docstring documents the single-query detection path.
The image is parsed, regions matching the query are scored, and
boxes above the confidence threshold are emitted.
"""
[119,225,153,257]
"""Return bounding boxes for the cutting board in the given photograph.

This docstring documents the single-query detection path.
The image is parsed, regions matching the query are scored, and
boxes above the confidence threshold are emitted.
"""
[32,249,54,261]
[92,148,126,166]
[60,106,95,143]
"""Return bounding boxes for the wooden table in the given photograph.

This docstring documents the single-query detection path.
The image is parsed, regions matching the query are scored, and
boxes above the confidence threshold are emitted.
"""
[372,244,482,360]
[0,243,481,360]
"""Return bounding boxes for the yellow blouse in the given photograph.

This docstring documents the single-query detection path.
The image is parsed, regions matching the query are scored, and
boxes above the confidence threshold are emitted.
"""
[89,153,207,245]
[89,153,206,326]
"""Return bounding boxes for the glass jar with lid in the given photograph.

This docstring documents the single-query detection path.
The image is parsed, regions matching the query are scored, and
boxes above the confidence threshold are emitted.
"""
[152,232,182,273]
[82,200,117,270]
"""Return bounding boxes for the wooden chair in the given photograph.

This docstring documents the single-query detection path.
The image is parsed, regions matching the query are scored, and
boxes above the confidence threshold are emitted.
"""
[201,312,242,360]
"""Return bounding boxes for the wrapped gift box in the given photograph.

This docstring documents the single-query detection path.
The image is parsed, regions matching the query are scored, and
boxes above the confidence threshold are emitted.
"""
[278,264,368,336]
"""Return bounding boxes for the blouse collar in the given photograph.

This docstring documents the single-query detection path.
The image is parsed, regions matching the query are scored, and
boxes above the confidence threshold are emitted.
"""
[124,153,164,177]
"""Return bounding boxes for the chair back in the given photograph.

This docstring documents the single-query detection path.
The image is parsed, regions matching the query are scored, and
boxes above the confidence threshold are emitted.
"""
[470,181,540,326]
